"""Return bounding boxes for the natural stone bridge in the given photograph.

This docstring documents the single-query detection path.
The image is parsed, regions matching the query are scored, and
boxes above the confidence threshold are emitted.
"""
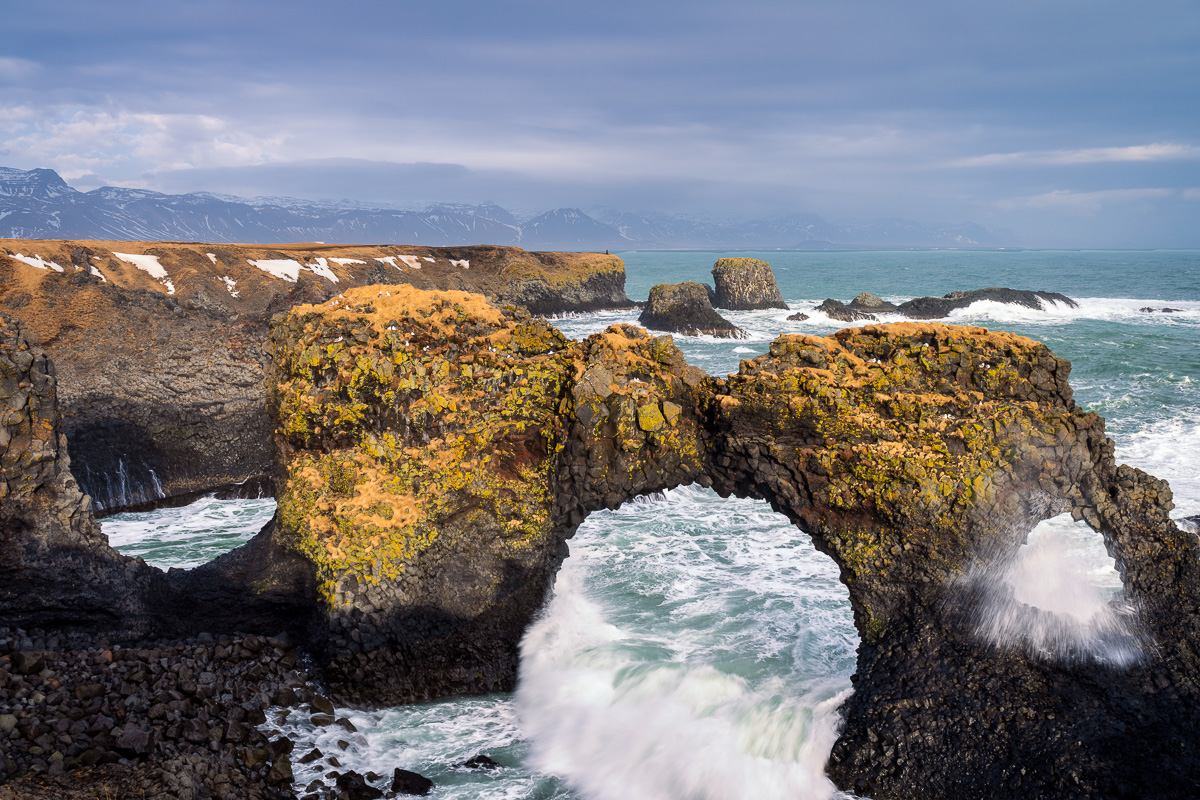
[3,286,1199,798]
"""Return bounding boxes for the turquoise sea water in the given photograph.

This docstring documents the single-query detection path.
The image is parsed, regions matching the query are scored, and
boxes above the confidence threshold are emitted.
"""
[106,250,1200,799]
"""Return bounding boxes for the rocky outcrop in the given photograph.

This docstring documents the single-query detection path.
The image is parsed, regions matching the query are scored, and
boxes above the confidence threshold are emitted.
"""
[0,240,631,512]
[0,312,153,632]
[814,298,878,322]
[896,287,1077,319]
[849,292,898,313]
[260,291,1200,798]
[811,287,1077,323]
[710,257,788,310]
[6,286,1199,798]
[637,282,746,338]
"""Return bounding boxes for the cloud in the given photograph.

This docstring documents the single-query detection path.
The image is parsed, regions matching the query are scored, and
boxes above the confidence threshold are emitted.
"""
[951,143,1200,168]
[0,57,40,82]
[0,108,287,181]
[997,187,1180,215]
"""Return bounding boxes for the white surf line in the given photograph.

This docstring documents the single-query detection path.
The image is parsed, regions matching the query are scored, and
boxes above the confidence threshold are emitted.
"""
[8,252,65,272]
[112,252,175,295]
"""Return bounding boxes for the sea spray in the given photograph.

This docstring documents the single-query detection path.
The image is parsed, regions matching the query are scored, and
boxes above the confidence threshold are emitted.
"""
[516,486,857,800]
[969,513,1144,666]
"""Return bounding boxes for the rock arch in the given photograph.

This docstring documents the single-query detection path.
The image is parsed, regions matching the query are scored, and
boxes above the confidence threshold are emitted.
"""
[4,286,1199,798]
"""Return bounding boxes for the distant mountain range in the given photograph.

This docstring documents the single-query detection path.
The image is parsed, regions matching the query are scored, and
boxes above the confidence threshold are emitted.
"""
[0,167,1011,249]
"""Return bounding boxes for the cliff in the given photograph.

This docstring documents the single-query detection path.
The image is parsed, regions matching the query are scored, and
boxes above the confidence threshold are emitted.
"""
[0,240,631,512]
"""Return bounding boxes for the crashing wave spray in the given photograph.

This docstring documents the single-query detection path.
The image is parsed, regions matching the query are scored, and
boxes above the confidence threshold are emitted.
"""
[970,513,1145,666]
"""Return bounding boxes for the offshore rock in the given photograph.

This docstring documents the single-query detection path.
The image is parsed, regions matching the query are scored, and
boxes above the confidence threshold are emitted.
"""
[849,292,898,313]
[896,286,1077,319]
[638,282,746,338]
[710,257,788,310]
[815,297,878,322]
[1,240,630,512]
[262,294,1200,799]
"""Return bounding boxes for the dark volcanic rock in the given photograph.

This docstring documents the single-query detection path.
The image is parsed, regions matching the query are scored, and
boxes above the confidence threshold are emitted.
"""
[1140,306,1182,313]
[262,290,1200,798]
[814,298,877,322]
[710,257,788,310]
[638,282,746,338]
[896,286,1077,319]
[7,283,1200,799]
[848,292,898,313]
[391,768,433,796]
[786,312,809,321]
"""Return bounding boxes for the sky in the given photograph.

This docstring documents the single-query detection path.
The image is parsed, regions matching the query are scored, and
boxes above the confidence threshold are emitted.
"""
[1,0,1198,247]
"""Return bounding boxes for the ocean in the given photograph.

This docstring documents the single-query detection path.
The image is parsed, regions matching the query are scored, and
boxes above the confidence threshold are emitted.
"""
[102,249,1200,799]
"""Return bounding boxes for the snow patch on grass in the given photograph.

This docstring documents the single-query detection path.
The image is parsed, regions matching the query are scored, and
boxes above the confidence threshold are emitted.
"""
[113,252,174,294]
[8,253,65,272]
[451,259,470,269]
[221,276,239,297]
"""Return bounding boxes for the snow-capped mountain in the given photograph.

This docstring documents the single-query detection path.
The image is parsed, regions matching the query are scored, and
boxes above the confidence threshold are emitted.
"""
[0,167,1008,249]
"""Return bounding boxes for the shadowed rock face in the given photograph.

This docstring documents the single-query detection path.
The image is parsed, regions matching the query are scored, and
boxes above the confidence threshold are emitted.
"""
[5,289,1199,798]
[638,281,746,338]
[711,257,788,310]
[0,240,631,513]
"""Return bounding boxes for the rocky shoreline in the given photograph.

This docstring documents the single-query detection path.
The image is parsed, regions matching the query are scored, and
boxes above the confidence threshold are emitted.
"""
[0,626,302,800]
[4,270,1200,797]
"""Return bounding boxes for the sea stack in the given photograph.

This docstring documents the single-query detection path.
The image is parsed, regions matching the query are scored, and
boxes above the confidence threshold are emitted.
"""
[710,257,788,310]
[638,282,746,338]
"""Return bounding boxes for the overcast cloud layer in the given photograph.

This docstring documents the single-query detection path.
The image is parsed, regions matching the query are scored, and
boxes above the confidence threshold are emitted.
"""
[2,0,1198,247]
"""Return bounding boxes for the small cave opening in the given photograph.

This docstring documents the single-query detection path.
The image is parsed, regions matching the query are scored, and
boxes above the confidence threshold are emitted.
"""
[969,512,1144,666]
[515,483,859,800]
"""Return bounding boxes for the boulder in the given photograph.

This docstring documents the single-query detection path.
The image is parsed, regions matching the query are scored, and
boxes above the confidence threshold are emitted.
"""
[391,768,433,796]
[786,312,809,321]
[848,292,897,313]
[711,257,788,310]
[638,282,746,338]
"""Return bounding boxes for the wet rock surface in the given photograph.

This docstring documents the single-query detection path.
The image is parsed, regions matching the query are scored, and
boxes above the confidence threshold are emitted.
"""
[637,281,746,338]
[1,240,630,513]
[710,257,788,310]
[0,626,301,800]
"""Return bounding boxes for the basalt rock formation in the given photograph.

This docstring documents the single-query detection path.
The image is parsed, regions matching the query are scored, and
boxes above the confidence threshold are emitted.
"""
[262,288,1199,798]
[895,286,1077,318]
[815,297,879,322]
[0,240,631,512]
[5,285,1199,798]
[637,282,746,339]
[813,287,1078,323]
[710,257,788,310]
